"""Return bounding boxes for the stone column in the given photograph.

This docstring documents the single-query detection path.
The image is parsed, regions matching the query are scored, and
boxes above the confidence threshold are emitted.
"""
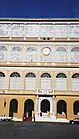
[36,95,39,113]
[38,97,41,116]
[67,46,71,62]
[36,72,40,91]
[5,70,10,89]
[9,23,12,38]
[67,71,72,91]
[18,98,24,120]
[52,95,56,115]
[20,71,25,90]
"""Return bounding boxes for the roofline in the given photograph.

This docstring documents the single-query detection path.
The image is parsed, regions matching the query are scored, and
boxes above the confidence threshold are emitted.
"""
[0,18,79,22]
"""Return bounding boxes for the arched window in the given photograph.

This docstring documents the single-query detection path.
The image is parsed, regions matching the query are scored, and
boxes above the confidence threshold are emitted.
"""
[25,72,36,90]
[72,73,79,91]
[11,46,22,61]
[0,46,7,61]
[55,47,67,62]
[26,47,37,62]
[9,99,18,117]
[0,46,7,51]
[12,46,22,51]
[0,72,5,89]
[57,100,67,115]
[0,72,5,77]
[56,73,67,90]
[74,101,79,115]
[71,47,79,62]
[41,73,51,78]
[10,72,20,89]
[40,73,51,90]
[25,72,36,77]
[10,72,20,77]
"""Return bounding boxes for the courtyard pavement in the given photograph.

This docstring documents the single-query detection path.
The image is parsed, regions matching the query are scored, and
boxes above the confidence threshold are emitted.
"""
[0,121,79,139]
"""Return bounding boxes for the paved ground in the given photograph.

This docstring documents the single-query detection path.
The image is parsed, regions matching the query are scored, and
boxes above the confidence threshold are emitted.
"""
[0,121,79,139]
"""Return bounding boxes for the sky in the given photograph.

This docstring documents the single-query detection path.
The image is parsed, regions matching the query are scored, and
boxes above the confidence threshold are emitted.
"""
[0,0,79,18]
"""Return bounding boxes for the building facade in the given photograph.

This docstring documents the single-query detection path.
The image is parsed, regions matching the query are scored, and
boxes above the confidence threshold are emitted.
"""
[0,18,79,121]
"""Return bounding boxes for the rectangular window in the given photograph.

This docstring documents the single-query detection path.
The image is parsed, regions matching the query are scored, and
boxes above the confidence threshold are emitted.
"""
[56,78,67,90]
[41,78,51,90]
[10,78,20,90]
[25,78,36,90]
[72,79,79,91]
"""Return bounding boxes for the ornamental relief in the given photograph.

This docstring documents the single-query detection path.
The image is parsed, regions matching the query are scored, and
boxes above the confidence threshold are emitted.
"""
[41,47,52,62]
[12,24,25,37]
[0,23,79,38]
[0,44,79,62]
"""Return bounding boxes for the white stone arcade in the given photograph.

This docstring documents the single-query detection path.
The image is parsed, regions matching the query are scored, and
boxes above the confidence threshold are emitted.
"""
[0,43,79,63]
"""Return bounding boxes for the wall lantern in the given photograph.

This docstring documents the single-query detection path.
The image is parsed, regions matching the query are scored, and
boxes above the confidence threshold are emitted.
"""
[4,99,6,107]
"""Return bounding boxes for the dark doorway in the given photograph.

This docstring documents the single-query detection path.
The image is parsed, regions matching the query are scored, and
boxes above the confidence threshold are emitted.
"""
[9,99,18,117]
[24,99,34,118]
[57,100,66,114]
[41,99,50,113]
[74,101,79,115]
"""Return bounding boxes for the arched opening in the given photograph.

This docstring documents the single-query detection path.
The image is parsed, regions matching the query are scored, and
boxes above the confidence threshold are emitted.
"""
[11,46,22,61]
[41,99,50,113]
[0,46,7,61]
[71,47,79,62]
[9,99,18,117]
[55,47,67,62]
[74,101,79,115]
[25,72,36,90]
[10,72,20,77]
[26,47,37,62]
[57,100,67,115]
[56,73,67,90]
[10,72,20,89]
[56,73,67,78]
[24,99,34,118]
[25,72,36,78]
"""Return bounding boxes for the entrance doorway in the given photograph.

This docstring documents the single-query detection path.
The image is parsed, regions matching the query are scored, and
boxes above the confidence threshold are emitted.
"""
[74,101,79,115]
[41,99,50,115]
[9,99,18,117]
[24,99,34,121]
[57,100,67,118]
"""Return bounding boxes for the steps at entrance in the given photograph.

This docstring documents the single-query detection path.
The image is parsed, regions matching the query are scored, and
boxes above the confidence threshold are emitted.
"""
[35,116,69,123]
[56,118,69,123]
[35,115,56,122]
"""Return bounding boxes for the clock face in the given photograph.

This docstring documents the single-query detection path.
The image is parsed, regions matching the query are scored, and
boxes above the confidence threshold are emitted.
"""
[42,47,51,56]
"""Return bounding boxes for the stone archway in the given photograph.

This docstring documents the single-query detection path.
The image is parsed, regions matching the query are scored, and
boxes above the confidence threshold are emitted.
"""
[9,99,18,117]
[57,100,67,118]
[24,99,34,119]
[74,101,79,115]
